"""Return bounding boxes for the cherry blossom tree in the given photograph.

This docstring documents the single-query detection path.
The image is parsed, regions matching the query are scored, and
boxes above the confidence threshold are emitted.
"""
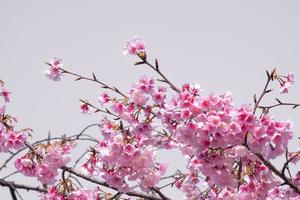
[1,36,300,200]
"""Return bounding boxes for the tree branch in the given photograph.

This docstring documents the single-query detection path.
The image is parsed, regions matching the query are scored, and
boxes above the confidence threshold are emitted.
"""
[62,167,164,200]
[0,178,46,193]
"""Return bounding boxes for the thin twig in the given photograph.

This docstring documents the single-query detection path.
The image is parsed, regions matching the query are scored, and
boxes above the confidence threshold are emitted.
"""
[253,70,272,114]
[282,150,300,177]
[136,58,180,93]
[59,68,128,98]
[62,167,164,200]
[109,192,122,200]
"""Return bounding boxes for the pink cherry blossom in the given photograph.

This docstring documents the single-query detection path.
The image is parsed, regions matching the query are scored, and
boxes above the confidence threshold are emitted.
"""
[14,156,37,177]
[44,148,71,170]
[279,72,295,94]
[98,93,109,105]
[40,186,65,200]
[44,58,63,81]
[37,164,58,184]
[1,88,11,102]
[123,36,146,55]
[0,128,27,152]
[80,102,90,114]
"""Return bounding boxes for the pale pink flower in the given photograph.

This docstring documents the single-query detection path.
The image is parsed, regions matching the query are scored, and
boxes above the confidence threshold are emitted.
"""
[288,152,300,164]
[279,72,295,94]
[44,148,71,170]
[0,105,5,115]
[14,156,37,176]
[37,164,58,184]
[99,93,109,105]
[123,36,146,55]
[0,130,26,152]
[130,90,148,106]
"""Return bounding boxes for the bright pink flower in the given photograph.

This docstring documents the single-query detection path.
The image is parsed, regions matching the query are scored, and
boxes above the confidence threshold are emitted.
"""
[44,58,63,81]
[1,88,11,102]
[80,102,90,114]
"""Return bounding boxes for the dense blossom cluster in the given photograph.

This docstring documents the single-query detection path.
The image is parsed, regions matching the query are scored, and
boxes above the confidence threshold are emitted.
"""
[15,140,75,184]
[0,37,299,200]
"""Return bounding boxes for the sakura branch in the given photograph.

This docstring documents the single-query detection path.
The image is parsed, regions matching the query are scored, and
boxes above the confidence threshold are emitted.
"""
[1,36,300,199]
[123,35,180,93]
[135,58,180,93]
[44,60,128,99]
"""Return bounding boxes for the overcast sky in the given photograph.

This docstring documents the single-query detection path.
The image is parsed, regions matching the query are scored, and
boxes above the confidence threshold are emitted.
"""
[1,1,300,199]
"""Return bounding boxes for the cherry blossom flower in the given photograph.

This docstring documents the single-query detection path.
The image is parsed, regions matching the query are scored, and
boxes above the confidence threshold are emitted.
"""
[273,71,295,94]
[15,156,37,177]
[44,58,63,81]
[80,102,90,114]
[1,88,11,102]
[98,93,109,105]
[123,36,146,55]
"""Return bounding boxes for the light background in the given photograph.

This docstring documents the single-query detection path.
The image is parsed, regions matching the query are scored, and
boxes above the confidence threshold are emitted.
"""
[1,1,300,199]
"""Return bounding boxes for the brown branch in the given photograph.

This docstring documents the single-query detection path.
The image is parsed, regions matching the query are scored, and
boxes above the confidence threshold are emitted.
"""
[0,178,46,193]
[136,57,180,93]
[253,70,272,114]
[79,100,119,119]
[9,186,18,200]
[62,167,164,200]
[237,159,243,191]
[258,102,300,112]
[282,150,300,177]
[150,187,171,200]
[243,144,300,194]
[0,124,99,172]
[59,68,128,99]
[109,192,122,200]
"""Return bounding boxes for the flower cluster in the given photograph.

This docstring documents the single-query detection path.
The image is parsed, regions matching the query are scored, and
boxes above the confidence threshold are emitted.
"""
[82,124,167,192]
[1,37,299,200]
[0,82,28,152]
[270,69,295,94]
[0,125,27,152]
[15,140,75,184]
